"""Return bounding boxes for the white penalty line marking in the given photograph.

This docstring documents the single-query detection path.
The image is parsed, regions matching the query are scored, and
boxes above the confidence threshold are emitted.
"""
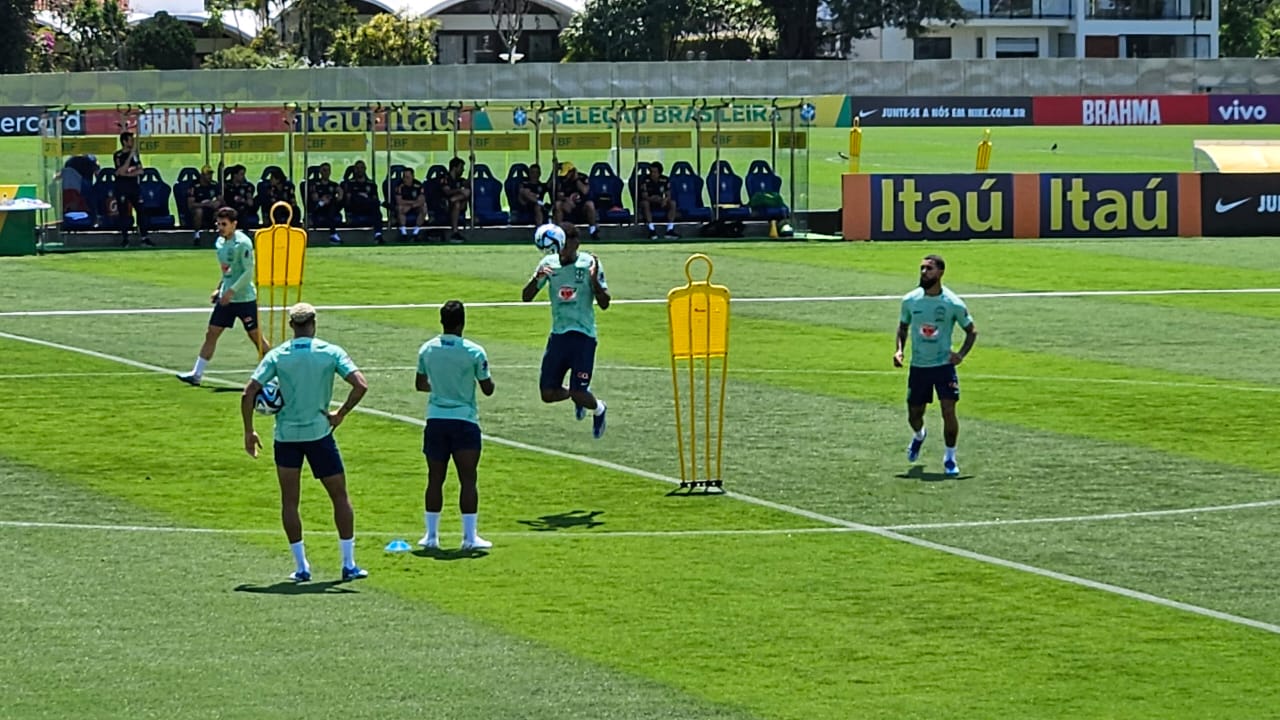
[3,286,1280,318]
[2,329,1279,636]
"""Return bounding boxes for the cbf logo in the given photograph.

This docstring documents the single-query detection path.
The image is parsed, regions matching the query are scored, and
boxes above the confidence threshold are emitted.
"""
[1041,174,1176,237]
[871,174,1014,240]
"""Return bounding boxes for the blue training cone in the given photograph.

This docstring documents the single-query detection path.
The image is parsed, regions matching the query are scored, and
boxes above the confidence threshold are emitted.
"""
[384,539,412,553]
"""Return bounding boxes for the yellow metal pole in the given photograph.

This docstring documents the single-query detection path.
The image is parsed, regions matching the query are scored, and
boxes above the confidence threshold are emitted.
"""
[848,117,862,173]
[976,129,993,172]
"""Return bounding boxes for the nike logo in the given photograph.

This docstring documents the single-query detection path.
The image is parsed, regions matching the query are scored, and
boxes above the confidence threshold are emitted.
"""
[1215,197,1251,213]
[857,109,879,119]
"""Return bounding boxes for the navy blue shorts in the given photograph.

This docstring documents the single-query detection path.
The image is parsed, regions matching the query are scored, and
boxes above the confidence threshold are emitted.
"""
[423,419,483,462]
[907,364,960,405]
[274,433,345,478]
[539,331,597,392]
[209,300,259,331]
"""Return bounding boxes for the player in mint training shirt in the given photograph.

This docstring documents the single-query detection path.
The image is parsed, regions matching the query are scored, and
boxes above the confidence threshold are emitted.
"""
[241,303,370,583]
[415,300,495,552]
[521,222,611,439]
[893,254,979,477]
[177,207,271,386]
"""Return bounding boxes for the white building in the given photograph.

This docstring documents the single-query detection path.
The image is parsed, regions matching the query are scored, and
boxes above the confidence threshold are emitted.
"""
[850,0,1218,60]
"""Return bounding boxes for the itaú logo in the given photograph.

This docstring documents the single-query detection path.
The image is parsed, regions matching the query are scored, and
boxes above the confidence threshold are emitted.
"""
[878,177,1005,234]
[1047,177,1170,232]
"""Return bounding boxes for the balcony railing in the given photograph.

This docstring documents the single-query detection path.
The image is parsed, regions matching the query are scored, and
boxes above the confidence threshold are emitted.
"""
[1086,0,1210,19]
[958,0,1074,18]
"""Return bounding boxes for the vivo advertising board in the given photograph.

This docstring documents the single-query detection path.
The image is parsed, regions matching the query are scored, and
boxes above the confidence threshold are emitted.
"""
[1208,96,1280,125]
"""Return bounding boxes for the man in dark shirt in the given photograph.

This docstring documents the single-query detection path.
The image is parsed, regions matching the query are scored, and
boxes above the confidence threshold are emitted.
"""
[553,162,599,241]
[262,168,298,226]
[224,165,256,229]
[639,161,679,240]
[396,167,426,241]
[440,157,471,244]
[308,162,344,245]
[113,132,151,247]
[188,164,223,246]
[341,160,382,243]
[517,163,550,226]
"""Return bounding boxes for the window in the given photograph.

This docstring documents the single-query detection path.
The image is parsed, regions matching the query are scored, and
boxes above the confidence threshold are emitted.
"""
[995,37,1039,58]
[1057,33,1076,57]
[1125,34,1177,57]
[913,37,952,60]
[977,36,985,58]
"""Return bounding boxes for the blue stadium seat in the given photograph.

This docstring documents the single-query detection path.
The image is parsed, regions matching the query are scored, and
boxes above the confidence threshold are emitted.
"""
[706,160,751,220]
[587,162,633,224]
[172,166,201,227]
[745,160,790,220]
[627,162,669,222]
[92,168,132,231]
[669,161,713,221]
[382,164,406,211]
[470,164,509,226]
[504,163,535,224]
[138,168,176,229]
[61,156,98,230]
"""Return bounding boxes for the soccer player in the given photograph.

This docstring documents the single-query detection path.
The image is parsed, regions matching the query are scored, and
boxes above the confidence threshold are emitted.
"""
[517,163,550,226]
[415,300,495,551]
[241,303,370,583]
[521,222,610,438]
[893,254,978,477]
[341,160,382,243]
[307,161,344,245]
[439,157,471,244]
[396,167,426,240]
[177,207,271,386]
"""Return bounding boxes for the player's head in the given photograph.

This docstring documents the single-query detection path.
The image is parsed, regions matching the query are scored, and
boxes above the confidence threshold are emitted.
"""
[118,132,134,149]
[319,162,331,179]
[200,164,213,182]
[920,254,945,289]
[289,302,317,337]
[353,160,367,178]
[440,299,465,334]
[529,163,542,181]
[449,157,466,175]
[401,167,415,182]
[214,207,238,238]
[231,164,246,182]
[559,222,580,260]
[648,162,662,177]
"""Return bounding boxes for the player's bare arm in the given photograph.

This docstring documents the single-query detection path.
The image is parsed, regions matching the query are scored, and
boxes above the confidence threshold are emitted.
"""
[590,259,610,310]
[415,372,431,393]
[479,378,495,396]
[329,370,368,428]
[950,323,978,366]
[893,321,910,367]
[522,265,554,302]
[240,379,263,457]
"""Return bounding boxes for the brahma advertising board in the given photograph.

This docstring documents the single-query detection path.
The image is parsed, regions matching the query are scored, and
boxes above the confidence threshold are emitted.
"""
[869,174,1015,240]
[1033,96,1208,126]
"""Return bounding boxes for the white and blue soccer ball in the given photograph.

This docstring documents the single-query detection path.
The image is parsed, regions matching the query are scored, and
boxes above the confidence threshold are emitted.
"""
[255,379,284,416]
[533,223,565,255]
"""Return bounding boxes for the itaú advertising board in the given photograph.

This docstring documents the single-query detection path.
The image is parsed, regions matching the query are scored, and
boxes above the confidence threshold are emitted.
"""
[841,172,1203,240]
[1033,95,1209,126]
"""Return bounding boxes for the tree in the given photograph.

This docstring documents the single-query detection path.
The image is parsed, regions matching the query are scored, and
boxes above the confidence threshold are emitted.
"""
[328,13,440,67]
[0,0,36,74]
[1220,0,1269,56]
[492,0,531,63]
[202,28,303,69]
[42,0,129,71]
[561,0,772,61]
[760,0,966,59]
[291,0,358,65]
[1256,0,1280,56]
[126,11,196,70]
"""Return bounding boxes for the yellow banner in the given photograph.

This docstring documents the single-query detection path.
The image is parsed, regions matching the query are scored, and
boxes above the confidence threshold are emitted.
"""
[215,134,285,153]
[698,131,772,149]
[57,137,118,156]
[622,131,692,149]
[778,132,808,150]
[303,134,367,153]
[457,133,529,152]
[137,136,202,155]
[539,132,614,151]
[373,134,449,152]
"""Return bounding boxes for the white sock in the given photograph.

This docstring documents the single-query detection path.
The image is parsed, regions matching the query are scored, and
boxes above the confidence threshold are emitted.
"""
[462,513,478,543]
[289,541,308,573]
[192,356,208,378]
[913,428,926,441]
[340,537,355,568]
[666,221,675,230]
[647,222,655,230]
[594,399,607,416]
[944,446,957,463]
[589,225,597,234]
[425,511,440,539]
[413,226,421,236]
[399,225,407,234]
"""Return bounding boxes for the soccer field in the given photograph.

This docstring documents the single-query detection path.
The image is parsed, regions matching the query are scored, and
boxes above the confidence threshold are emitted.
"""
[2,239,1280,718]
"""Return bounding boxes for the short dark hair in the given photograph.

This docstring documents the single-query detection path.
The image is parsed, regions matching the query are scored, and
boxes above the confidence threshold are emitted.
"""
[529,163,541,173]
[560,222,579,240]
[449,157,465,170]
[215,207,238,223]
[650,161,663,173]
[923,254,945,272]
[119,131,133,144]
[440,300,465,329]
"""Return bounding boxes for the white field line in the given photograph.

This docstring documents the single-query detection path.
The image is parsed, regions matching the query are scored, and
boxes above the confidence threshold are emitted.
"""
[0,519,851,540]
[883,498,1280,531]
[2,286,1279,318]
[2,328,1279,636]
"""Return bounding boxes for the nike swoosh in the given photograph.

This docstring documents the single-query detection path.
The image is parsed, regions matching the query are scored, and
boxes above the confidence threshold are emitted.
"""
[1215,197,1251,213]
[857,109,879,118]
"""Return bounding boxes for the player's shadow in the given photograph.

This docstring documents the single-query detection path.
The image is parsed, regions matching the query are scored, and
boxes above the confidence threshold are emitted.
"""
[210,387,241,394]
[896,466,974,482]
[666,485,727,497]
[233,580,357,595]
[516,509,605,532]
[411,547,490,562]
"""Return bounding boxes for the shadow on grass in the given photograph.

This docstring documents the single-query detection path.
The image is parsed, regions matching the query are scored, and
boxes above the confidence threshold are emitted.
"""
[233,580,358,595]
[411,547,491,562]
[211,387,242,394]
[895,466,975,483]
[665,485,727,498]
[516,509,605,531]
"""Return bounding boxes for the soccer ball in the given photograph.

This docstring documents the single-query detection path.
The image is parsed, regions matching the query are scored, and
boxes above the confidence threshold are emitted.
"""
[533,223,565,254]
[255,379,284,416]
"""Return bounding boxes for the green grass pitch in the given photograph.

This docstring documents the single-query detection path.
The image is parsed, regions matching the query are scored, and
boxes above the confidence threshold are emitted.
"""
[2,237,1279,718]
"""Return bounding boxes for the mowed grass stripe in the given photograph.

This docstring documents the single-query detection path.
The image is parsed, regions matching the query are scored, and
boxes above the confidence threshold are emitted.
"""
[3,340,1280,718]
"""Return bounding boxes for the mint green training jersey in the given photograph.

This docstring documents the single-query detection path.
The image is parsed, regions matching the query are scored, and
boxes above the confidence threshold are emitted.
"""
[216,230,257,303]
[899,286,973,368]
[534,251,606,338]
[252,337,358,443]
[417,334,490,425]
